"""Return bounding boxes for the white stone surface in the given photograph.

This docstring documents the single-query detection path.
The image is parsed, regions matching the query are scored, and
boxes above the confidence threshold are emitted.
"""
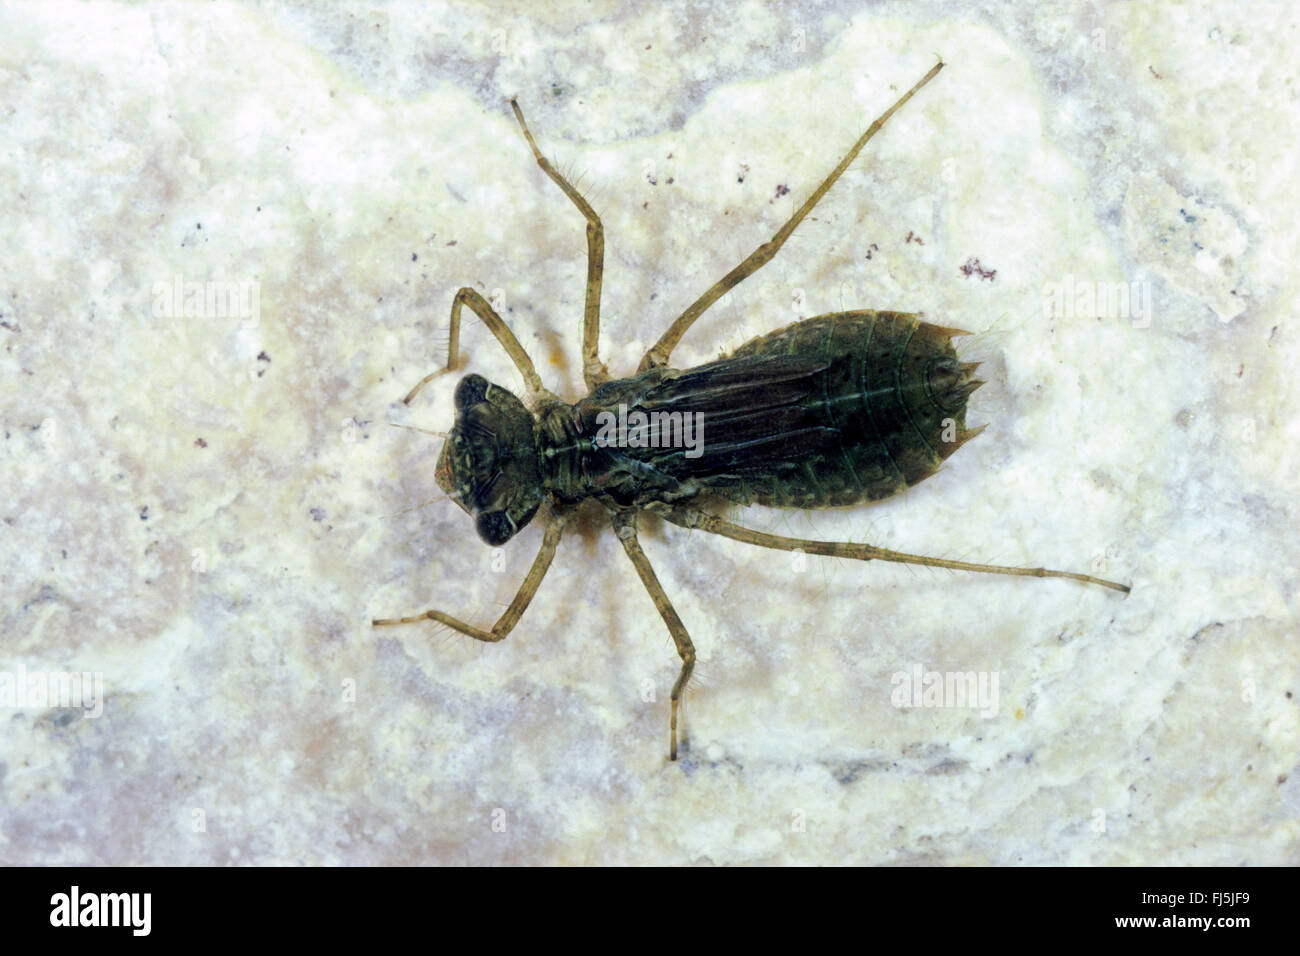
[1,1,1296,864]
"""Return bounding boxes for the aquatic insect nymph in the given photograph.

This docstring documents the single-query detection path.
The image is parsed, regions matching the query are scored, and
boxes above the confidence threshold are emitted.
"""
[374,60,1129,760]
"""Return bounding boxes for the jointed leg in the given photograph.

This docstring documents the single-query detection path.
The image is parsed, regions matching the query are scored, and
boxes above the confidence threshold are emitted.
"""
[372,510,568,638]
[510,99,609,390]
[609,509,696,760]
[402,286,550,406]
[639,60,945,372]
[657,504,1131,593]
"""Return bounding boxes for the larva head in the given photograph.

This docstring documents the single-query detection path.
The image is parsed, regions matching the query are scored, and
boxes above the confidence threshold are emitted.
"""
[435,373,544,546]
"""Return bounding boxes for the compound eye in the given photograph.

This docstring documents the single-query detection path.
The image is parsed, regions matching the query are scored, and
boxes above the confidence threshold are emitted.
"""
[475,510,515,546]
[454,374,489,411]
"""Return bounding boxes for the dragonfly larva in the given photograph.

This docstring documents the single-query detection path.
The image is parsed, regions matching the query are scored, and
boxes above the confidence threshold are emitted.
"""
[373,60,1130,760]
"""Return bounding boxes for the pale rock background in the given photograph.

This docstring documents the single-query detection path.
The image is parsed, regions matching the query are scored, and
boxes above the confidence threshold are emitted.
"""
[1,0,1296,864]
